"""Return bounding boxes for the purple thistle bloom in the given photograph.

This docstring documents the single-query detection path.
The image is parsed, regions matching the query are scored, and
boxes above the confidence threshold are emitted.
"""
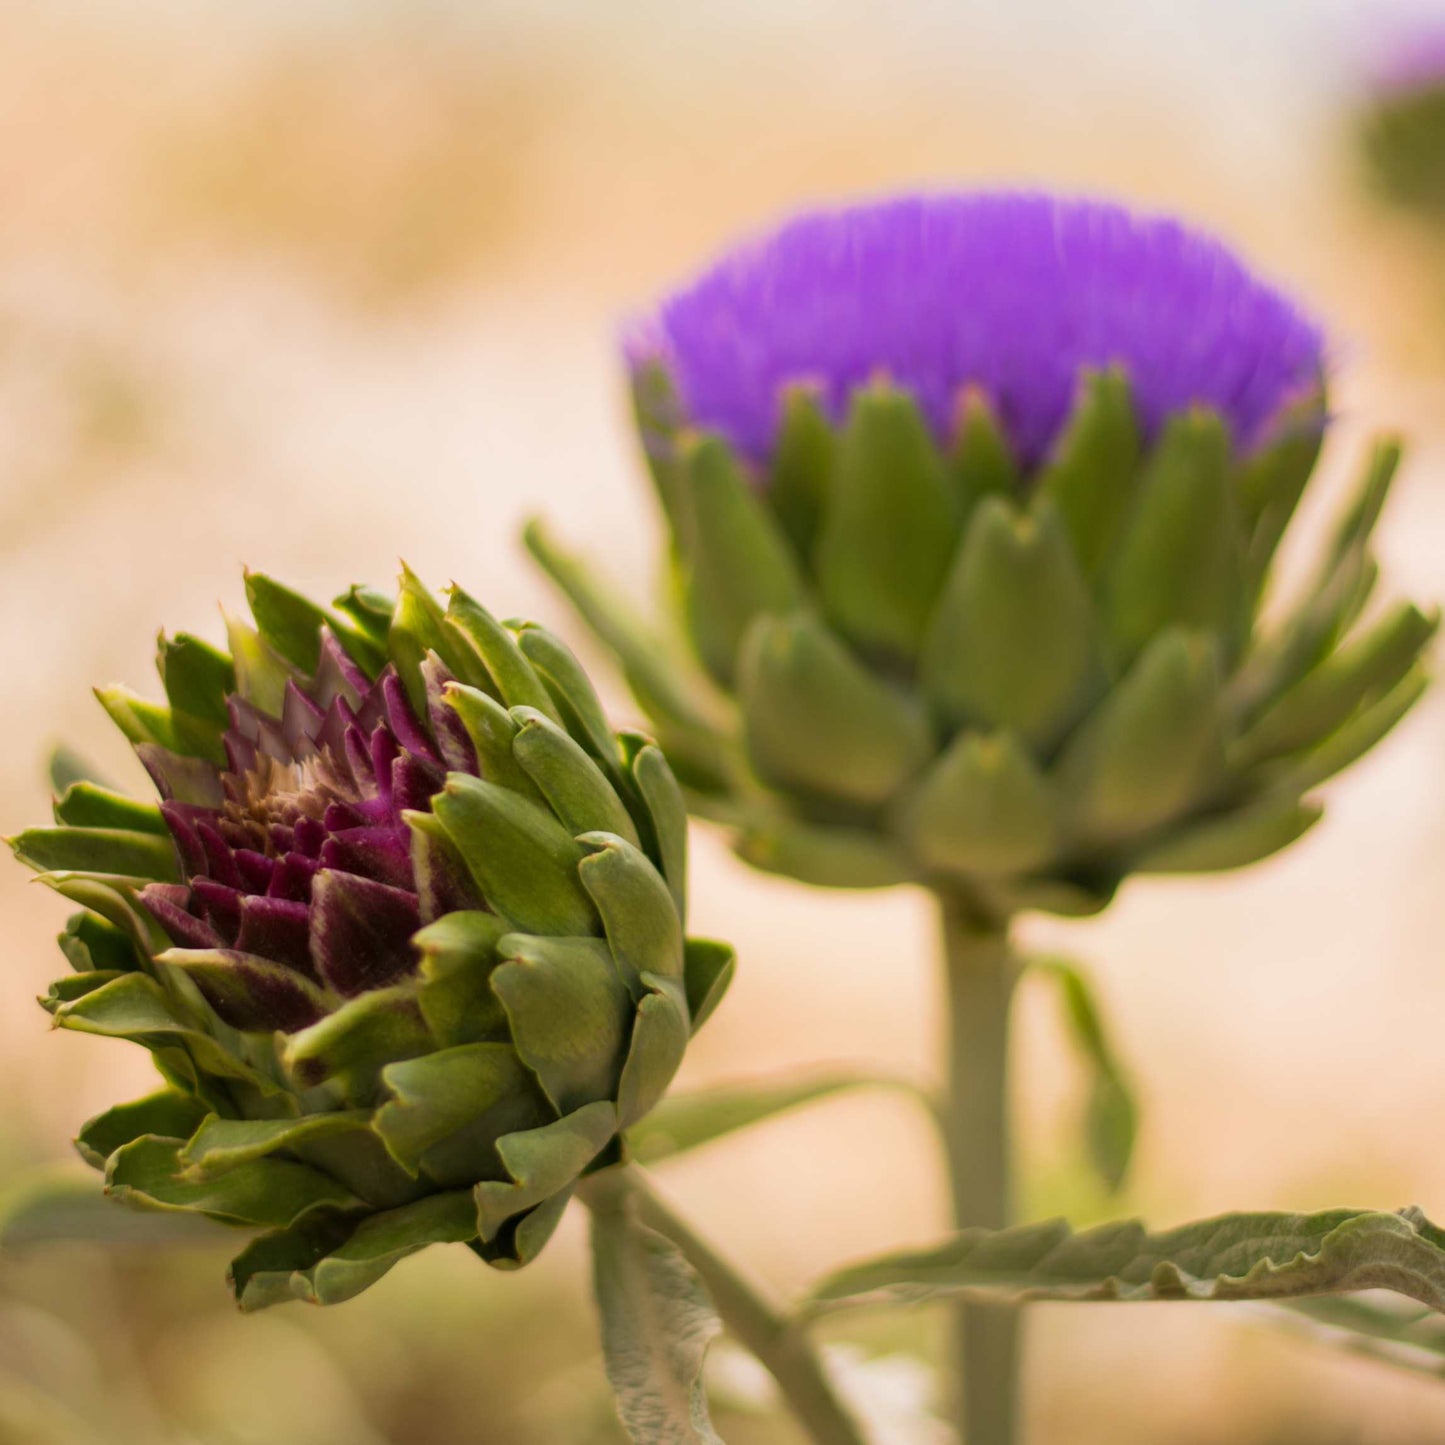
[630,192,1325,469]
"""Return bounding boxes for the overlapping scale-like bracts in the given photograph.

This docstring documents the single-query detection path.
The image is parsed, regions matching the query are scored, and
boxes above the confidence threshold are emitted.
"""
[10,570,734,1307]
[530,194,1436,916]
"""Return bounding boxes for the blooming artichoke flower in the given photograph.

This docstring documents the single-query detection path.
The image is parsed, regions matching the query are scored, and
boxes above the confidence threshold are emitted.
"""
[529,192,1435,914]
[1361,26,1445,214]
[10,570,732,1306]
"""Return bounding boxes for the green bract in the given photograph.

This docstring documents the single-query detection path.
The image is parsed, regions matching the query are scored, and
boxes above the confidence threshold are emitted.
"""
[530,372,1436,914]
[9,570,733,1308]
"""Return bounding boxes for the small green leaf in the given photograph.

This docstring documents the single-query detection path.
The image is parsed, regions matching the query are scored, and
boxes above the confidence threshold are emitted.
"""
[629,741,690,920]
[1132,797,1323,874]
[675,433,807,685]
[1322,436,1400,574]
[474,1101,618,1242]
[52,782,168,836]
[1035,367,1141,577]
[809,1207,1445,1316]
[48,744,109,793]
[492,935,633,1115]
[523,521,732,782]
[920,497,1101,748]
[45,971,124,1009]
[590,1190,723,1445]
[50,971,283,1095]
[93,686,225,766]
[10,827,179,883]
[627,1071,906,1165]
[39,871,168,953]
[59,909,141,976]
[1231,541,1376,725]
[616,985,689,1128]
[390,565,484,712]
[333,582,396,644]
[737,612,933,808]
[231,1192,478,1310]
[894,730,1058,878]
[1055,629,1224,849]
[444,588,559,718]
[1237,392,1326,593]
[76,1089,210,1169]
[282,987,433,1102]
[224,614,296,716]
[1029,955,1137,1191]
[1102,408,1239,662]
[1235,604,1438,765]
[735,819,915,890]
[512,708,640,846]
[1266,666,1428,796]
[107,1135,359,1227]
[156,631,235,728]
[179,1113,374,1182]
[244,572,333,673]
[578,834,684,993]
[0,1167,226,1247]
[433,775,598,937]
[307,1191,478,1305]
[413,909,511,1047]
[816,383,961,659]
[375,1043,549,1187]
[681,939,735,1036]
[514,623,621,772]
[949,386,1018,515]
[768,385,836,561]
[444,683,543,800]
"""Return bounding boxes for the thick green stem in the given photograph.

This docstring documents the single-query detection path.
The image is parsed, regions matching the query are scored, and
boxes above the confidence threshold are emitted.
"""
[586,1165,869,1445]
[939,891,1021,1445]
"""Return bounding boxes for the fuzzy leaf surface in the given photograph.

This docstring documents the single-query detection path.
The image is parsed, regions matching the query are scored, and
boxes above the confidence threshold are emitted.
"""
[591,1196,723,1444]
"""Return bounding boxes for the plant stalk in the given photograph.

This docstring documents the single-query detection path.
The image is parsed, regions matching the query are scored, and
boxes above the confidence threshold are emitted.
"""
[584,1165,869,1445]
[939,890,1021,1445]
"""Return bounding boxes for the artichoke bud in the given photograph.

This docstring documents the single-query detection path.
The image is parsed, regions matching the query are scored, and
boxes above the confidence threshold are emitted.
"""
[9,570,731,1307]
[1358,33,1445,218]
[535,193,1433,912]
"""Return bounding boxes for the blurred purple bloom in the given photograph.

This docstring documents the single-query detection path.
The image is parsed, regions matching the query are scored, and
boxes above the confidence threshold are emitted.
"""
[1367,20,1445,94]
[631,192,1324,468]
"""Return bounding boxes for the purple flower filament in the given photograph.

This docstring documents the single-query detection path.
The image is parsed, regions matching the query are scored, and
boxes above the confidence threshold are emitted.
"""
[634,193,1324,468]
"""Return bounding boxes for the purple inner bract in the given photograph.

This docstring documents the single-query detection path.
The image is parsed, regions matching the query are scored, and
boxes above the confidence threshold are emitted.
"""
[138,633,480,1032]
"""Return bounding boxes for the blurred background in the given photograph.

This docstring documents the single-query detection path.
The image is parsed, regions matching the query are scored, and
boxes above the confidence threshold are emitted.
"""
[2,1,1445,1440]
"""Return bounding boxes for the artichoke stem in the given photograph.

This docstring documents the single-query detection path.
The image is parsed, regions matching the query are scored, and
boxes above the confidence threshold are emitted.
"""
[939,890,1022,1445]
[585,1165,870,1445]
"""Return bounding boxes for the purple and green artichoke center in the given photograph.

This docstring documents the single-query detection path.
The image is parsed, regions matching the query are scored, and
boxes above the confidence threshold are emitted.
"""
[139,633,476,1031]
[631,191,1325,467]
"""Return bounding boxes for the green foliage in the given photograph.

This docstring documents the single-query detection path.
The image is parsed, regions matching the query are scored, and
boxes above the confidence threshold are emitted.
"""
[1029,955,1137,1191]
[590,1192,723,1444]
[9,568,736,1313]
[809,1207,1445,1314]
[532,374,1433,916]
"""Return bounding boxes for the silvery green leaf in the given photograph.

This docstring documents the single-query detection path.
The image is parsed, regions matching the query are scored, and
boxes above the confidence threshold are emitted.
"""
[591,1193,723,1444]
[1029,955,1136,1191]
[0,1168,225,1247]
[627,1070,928,1166]
[809,1207,1445,1314]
